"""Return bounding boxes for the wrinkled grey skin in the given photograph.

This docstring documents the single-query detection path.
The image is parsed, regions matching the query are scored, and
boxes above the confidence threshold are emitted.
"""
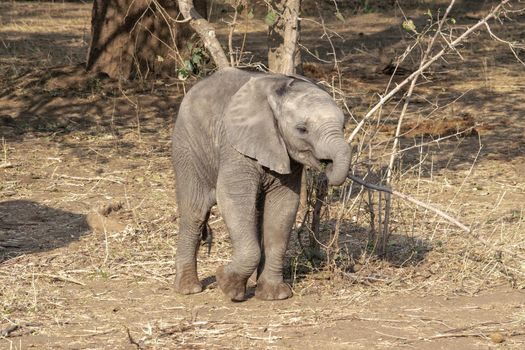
[172,68,351,301]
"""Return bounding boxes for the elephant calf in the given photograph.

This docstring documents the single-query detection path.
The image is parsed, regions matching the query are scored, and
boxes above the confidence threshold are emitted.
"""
[172,68,350,301]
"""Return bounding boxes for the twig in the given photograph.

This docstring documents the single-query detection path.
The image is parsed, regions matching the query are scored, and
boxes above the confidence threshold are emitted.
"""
[35,273,86,286]
[343,272,398,284]
[227,1,240,66]
[56,174,124,184]
[315,3,339,72]
[151,1,191,23]
[348,173,467,232]
[426,332,484,340]
[347,0,513,144]
[244,334,282,341]
[386,0,457,184]
[64,329,117,338]
[347,174,525,262]
[375,331,409,341]
[298,43,333,64]
[126,327,145,350]
[0,324,19,338]
[484,22,525,66]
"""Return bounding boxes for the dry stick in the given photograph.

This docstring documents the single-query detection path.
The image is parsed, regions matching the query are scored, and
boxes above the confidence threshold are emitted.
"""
[150,2,187,66]
[379,1,456,248]
[126,327,145,350]
[315,2,340,73]
[347,0,512,144]
[227,1,240,66]
[311,176,328,257]
[426,332,485,340]
[56,174,124,184]
[35,273,86,286]
[316,2,345,258]
[349,125,478,174]
[0,324,19,338]
[484,21,525,66]
[349,173,467,232]
[385,0,457,184]
[347,174,525,262]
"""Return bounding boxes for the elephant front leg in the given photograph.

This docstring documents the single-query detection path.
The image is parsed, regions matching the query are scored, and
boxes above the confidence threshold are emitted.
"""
[255,183,300,300]
[216,174,261,301]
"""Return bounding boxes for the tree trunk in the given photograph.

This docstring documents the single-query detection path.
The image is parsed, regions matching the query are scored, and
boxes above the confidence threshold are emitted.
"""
[268,0,302,75]
[86,0,207,79]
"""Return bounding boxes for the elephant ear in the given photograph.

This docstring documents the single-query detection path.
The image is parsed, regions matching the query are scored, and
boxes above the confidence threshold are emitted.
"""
[286,74,315,84]
[223,75,293,174]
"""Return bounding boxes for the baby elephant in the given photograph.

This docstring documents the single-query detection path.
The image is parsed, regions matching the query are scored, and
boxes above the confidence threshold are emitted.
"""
[172,68,350,301]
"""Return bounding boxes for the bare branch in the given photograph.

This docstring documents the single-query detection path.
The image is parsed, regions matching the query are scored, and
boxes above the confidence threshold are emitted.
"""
[227,2,240,66]
[347,174,525,262]
[385,0,457,184]
[484,22,525,65]
[347,0,513,144]
[177,0,230,69]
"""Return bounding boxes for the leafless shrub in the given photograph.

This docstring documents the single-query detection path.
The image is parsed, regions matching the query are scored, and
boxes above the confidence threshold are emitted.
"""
[295,0,525,289]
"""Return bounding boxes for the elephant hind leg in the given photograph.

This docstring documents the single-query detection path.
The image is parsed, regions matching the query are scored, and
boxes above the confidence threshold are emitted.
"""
[175,215,209,294]
[173,166,215,295]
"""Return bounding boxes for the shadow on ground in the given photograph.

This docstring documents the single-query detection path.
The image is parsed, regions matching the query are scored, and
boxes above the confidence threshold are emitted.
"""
[288,220,433,278]
[0,200,89,263]
[0,64,185,145]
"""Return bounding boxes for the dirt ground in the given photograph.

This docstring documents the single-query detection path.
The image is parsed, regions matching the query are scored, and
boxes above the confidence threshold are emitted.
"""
[1,1,524,349]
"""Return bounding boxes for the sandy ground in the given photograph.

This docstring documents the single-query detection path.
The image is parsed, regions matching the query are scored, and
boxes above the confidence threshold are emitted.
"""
[0,1,524,349]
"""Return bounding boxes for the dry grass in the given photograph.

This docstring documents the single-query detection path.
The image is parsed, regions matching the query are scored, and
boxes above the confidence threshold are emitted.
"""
[1,1,524,349]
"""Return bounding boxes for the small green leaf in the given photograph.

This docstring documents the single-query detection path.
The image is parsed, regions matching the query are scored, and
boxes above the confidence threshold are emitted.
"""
[185,60,194,72]
[247,8,254,19]
[265,11,277,26]
[178,67,189,80]
[425,8,432,18]
[191,53,202,66]
[450,17,456,24]
[402,19,417,33]
[335,11,345,22]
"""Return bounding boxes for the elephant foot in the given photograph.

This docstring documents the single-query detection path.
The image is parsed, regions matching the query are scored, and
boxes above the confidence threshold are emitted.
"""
[255,279,292,301]
[174,271,202,295]
[216,266,247,301]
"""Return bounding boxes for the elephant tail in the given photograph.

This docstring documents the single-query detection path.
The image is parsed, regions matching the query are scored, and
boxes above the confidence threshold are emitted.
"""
[201,221,213,256]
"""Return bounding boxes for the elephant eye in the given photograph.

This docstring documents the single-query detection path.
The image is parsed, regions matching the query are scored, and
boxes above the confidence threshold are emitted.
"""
[296,125,308,134]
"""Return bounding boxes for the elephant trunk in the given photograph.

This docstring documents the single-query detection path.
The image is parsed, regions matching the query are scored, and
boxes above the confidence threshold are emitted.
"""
[322,138,351,186]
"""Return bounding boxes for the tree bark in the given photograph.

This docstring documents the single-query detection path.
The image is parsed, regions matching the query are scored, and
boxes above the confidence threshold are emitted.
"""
[177,0,230,69]
[268,0,302,75]
[86,0,207,79]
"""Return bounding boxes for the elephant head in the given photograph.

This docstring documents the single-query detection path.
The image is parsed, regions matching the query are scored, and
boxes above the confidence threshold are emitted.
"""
[223,74,351,186]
